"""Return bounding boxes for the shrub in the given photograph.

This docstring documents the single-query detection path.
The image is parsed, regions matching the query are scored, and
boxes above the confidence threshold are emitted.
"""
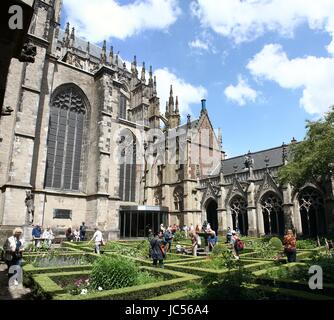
[136,271,163,286]
[187,266,261,300]
[173,231,187,242]
[269,237,283,250]
[90,255,138,290]
[211,244,227,257]
[296,239,317,249]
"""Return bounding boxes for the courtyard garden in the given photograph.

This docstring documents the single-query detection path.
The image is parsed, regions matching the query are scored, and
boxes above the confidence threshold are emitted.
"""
[2,235,333,300]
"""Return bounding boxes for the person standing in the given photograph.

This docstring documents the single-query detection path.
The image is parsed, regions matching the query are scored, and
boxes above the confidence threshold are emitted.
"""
[150,231,165,268]
[79,222,87,241]
[89,227,104,254]
[32,224,42,247]
[283,229,297,263]
[226,227,232,244]
[3,228,25,283]
[163,226,173,253]
[190,232,198,256]
[230,230,243,259]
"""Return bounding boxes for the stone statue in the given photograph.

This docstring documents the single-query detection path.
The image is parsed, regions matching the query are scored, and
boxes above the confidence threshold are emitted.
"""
[19,41,37,63]
[25,191,34,225]
[244,155,254,169]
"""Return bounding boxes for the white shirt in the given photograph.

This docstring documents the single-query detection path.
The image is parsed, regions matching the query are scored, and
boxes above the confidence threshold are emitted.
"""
[42,230,54,240]
[93,230,103,243]
[6,236,25,252]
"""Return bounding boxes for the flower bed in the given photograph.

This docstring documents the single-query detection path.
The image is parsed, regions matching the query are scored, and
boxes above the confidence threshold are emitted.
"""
[30,267,200,300]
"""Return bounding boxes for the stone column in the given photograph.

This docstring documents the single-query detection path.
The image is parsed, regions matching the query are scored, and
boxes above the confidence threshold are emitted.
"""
[247,181,257,236]
[282,183,294,232]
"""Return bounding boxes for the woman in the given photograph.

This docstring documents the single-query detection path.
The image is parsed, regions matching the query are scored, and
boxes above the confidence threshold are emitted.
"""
[190,232,198,256]
[42,226,54,248]
[150,231,165,268]
[283,229,297,262]
[4,228,25,282]
[208,229,217,251]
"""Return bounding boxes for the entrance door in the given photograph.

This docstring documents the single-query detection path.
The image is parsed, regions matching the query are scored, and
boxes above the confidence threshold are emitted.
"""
[206,200,218,234]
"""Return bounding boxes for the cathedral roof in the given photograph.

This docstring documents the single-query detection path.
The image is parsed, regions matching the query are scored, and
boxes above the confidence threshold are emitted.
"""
[221,144,289,176]
[58,29,125,68]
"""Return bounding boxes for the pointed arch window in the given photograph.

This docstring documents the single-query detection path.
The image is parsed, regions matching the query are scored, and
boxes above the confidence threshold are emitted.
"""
[45,86,87,191]
[298,187,326,236]
[173,187,184,211]
[118,129,136,202]
[260,192,284,235]
[230,196,248,235]
[119,94,127,120]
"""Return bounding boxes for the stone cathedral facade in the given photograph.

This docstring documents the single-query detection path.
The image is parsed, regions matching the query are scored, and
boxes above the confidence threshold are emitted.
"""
[0,0,333,239]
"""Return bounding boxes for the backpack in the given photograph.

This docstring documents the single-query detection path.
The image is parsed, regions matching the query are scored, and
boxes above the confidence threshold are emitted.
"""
[235,238,244,251]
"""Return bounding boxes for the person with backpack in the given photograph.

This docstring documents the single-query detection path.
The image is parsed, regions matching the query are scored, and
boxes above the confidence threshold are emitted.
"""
[230,230,244,259]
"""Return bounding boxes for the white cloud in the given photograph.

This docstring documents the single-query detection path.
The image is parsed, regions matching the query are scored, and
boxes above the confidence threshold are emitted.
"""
[154,68,207,117]
[224,76,258,106]
[247,44,334,114]
[63,0,181,42]
[189,39,210,51]
[191,0,334,54]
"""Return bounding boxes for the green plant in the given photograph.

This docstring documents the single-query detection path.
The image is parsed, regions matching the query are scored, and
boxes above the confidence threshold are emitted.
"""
[173,231,187,242]
[135,271,163,285]
[90,255,138,290]
[296,239,318,249]
[269,237,283,250]
[211,244,227,256]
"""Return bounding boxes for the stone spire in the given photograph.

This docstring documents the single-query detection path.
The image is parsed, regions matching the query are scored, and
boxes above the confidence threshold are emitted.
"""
[201,99,207,114]
[149,65,153,86]
[115,53,119,66]
[165,101,169,116]
[218,128,222,150]
[187,114,191,128]
[69,27,75,48]
[175,96,179,114]
[153,75,157,95]
[168,85,174,114]
[109,45,114,65]
[141,62,146,82]
[101,40,107,64]
[63,22,70,48]
[86,41,90,59]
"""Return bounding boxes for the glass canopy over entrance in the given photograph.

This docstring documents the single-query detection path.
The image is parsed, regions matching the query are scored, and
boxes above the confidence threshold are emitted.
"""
[119,205,169,238]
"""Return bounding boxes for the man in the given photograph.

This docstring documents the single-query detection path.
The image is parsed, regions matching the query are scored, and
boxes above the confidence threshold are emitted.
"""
[89,227,104,254]
[150,231,165,268]
[226,227,232,243]
[79,222,87,241]
[32,224,42,247]
[163,226,173,253]
[3,228,25,284]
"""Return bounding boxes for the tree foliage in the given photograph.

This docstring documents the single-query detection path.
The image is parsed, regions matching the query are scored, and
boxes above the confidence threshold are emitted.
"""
[278,106,334,188]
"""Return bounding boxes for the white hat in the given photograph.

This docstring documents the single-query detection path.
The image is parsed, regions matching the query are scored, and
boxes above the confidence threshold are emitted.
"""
[231,230,236,234]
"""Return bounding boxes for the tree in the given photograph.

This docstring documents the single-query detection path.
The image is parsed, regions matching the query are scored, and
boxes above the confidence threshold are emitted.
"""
[278,106,334,189]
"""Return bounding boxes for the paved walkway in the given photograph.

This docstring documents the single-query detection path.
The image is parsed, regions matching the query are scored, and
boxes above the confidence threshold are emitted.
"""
[0,262,32,300]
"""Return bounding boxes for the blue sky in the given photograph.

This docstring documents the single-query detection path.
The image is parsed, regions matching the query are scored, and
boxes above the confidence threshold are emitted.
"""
[61,0,334,158]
